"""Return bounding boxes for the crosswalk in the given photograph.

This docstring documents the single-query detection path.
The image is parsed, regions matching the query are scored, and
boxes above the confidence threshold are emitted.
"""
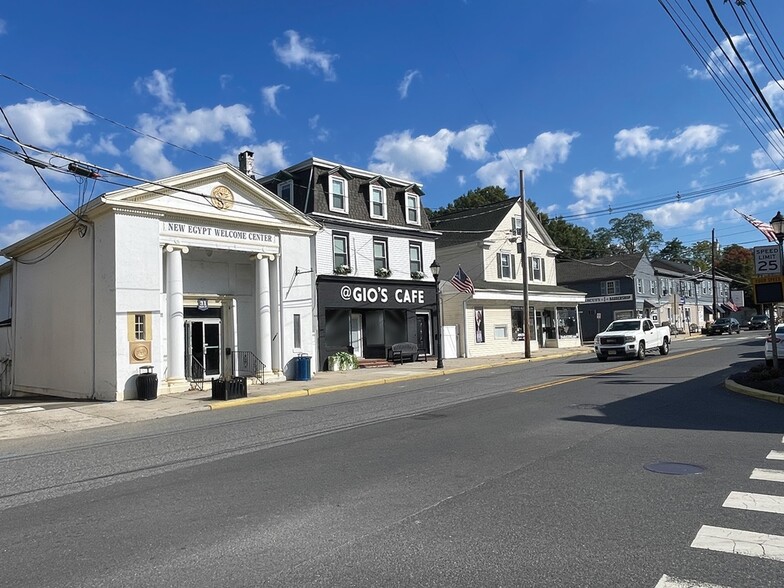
[656,435,784,586]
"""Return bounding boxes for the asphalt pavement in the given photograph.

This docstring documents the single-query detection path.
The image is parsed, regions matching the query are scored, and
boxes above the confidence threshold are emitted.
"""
[0,331,777,440]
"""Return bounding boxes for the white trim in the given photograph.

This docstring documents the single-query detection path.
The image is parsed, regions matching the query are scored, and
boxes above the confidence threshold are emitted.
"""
[328,175,348,214]
[277,179,294,204]
[369,185,387,220]
[405,192,421,225]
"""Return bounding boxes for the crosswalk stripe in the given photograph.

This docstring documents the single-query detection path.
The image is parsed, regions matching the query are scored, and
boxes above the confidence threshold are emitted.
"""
[654,574,730,587]
[691,525,784,562]
[723,491,784,514]
[751,468,784,483]
[768,450,784,461]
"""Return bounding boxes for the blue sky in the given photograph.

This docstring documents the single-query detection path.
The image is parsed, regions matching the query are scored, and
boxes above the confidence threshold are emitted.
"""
[3,0,784,258]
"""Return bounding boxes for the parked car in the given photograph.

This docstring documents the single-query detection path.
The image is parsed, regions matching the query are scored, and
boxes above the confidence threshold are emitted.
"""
[748,314,770,330]
[765,324,784,365]
[708,317,740,335]
[594,318,671,361]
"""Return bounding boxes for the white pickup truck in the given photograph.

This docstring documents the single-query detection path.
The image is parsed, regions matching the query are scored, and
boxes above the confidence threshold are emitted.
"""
[594,318,671,361]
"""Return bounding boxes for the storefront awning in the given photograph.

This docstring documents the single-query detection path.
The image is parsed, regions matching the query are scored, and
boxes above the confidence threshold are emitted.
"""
[643,300,657,309]
[703,305,715,314]
[720,303,733,313]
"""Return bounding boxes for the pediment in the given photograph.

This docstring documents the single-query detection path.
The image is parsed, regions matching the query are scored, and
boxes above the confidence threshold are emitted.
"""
[102,164,320,231]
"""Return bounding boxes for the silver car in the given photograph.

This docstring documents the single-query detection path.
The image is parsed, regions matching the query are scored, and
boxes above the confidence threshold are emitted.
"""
[764,324,784,365]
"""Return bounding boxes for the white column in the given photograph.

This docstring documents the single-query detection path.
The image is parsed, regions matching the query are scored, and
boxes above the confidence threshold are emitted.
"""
[165,245,189,384]
[254,253,273,372]
[269,256,282,373]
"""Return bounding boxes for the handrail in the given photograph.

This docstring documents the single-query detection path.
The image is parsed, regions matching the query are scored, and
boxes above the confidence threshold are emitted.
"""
[231,350,265,384]
[188,356,205,391]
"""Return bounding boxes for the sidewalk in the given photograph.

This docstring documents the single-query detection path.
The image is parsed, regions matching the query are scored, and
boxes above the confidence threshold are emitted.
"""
[0,346,594,440]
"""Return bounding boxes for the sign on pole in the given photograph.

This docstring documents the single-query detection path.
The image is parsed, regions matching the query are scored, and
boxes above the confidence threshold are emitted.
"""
[754,245,782,275]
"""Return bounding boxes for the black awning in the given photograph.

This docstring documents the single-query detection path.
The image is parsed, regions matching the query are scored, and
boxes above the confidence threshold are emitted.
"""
[703,305,714,314]
[643,300,657,309]
[720,303,733,313]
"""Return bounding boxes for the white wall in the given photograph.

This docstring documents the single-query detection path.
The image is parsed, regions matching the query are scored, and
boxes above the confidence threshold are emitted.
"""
[0,268,11,321]
[13,227,94,398]
[278,232,317,377]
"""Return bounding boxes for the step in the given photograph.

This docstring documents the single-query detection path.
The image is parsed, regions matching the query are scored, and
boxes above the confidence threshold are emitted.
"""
[357,359,394,368]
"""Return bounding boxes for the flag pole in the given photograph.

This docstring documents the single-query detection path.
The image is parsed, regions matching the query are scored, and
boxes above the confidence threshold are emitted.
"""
[520,170,531,359]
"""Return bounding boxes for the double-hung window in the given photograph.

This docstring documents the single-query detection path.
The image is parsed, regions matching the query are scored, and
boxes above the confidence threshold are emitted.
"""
[370,185,387,220]
[529,257,545,281]
[409,242,423,274]
[373,238,388,272]
[602,280,620,295]
[333,233,349,270]
[637,278,644,294]
[512,216,522,236]
[650,280,656,294]
[329,176,348,213]
[134,314,146,340]
[405,193,420,225]
[497,252,514,279]
[278,180,293,204]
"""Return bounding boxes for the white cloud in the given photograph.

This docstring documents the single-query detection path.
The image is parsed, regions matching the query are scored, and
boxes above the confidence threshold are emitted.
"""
[457,175,466,186]
[272,30,337,81]
[762,78,784,110]
[219,74,232,89]
[0,157,77,211]
[686,34,761,81]
[0,19,6,35]
[0,218,46,251]
[475,131,579,188]
[308,114,329,142]
[568,171,626,216]
[398,70,420,99]
[451,124,493,160]
[614,124,724,163]
[644,193,739,230]
[95,134,121,156]
[134,69,178,107]
[262,84,289,115]
[369,124,494,179]
[129,70,254,177]
[0,99,92,147]
[221,141,289,176]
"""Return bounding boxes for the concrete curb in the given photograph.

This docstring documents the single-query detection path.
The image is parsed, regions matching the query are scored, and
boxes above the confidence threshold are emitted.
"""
[208,348,594,410]
[724,378,784,405]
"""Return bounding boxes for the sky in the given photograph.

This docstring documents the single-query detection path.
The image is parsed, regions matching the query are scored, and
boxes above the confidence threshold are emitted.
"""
[3,0,784,260]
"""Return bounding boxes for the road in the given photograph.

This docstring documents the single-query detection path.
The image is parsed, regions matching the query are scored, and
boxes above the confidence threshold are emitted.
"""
[0,333,782,587]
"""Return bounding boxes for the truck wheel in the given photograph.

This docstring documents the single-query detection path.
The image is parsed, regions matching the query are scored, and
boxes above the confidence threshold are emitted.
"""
[659,339,669,355]
[636,341,646,360]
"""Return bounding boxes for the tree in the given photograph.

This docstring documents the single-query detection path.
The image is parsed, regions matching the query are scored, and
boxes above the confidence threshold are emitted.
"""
[428,186,510,218]
[542,216,603,259]
[689,240,716,272]
[716,244,754,304]
[658,238,690,263]
[594,213,663,255]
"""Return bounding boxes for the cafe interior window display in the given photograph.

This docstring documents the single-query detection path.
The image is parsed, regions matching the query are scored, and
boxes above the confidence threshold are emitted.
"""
[556,307,578,338]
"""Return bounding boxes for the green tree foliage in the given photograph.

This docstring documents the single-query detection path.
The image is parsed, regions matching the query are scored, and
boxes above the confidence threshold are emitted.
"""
[658,238,690,263]
[717,244,754,303]
[594,213,663,255]
[689,240,716,272]
[428,186,510,218]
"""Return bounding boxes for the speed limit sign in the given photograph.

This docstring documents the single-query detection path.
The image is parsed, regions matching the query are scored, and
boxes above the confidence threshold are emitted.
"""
[754,245,781,275]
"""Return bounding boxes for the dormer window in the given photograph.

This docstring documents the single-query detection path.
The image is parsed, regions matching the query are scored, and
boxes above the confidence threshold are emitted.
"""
[370,185,387,220]
[278,180,293,204]
[405,192,420,225]
[329,176,348,214]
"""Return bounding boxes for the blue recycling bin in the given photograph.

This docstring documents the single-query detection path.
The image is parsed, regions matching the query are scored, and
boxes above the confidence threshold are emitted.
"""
[295,355,311,381]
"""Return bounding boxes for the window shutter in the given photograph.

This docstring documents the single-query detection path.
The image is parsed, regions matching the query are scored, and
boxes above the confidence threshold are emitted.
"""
[497,253,502,278]
[541,258,546,281]
[511,255,516,279]
[601,281,607,295]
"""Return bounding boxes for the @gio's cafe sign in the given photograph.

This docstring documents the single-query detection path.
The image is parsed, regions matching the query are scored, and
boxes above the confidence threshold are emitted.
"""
[340,284,426,305]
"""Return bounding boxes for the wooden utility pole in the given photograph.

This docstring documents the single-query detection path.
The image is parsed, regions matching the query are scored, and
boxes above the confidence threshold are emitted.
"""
[520,170,531,359]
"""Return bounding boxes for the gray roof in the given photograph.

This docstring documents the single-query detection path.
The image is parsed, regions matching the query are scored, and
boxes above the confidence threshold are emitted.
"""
[430,199,519,247]
[556,253,645,283]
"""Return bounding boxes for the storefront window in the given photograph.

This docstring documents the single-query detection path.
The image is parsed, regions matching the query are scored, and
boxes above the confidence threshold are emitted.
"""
[511,306,526,341]
[325,309,350,350]
[556,307,578,338]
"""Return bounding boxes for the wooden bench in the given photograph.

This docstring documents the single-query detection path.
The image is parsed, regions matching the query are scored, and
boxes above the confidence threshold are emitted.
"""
[387,342,428,364]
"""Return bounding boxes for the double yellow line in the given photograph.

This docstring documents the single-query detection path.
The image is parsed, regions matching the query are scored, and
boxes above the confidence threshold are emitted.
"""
[516,347,717,394]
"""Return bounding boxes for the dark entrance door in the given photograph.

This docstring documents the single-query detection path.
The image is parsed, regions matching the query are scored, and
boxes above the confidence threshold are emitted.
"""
[416,314,431,354]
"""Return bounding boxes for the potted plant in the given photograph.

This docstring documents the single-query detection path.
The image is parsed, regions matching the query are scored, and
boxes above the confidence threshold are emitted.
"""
[411,270,425,280]
[375,267,392,278]
[334,264,352,275]
[328,351,358,371]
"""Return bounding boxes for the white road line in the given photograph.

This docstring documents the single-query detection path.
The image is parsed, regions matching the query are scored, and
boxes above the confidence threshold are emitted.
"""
[723,491,784,514]
[751,468,784,483]
[768,450,784,461]
[691,525,784,562]
[654,574,730,588]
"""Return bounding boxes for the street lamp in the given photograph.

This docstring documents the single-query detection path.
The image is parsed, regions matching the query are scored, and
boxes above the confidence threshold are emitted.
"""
[429,259,444,369]
[768,211,784,369]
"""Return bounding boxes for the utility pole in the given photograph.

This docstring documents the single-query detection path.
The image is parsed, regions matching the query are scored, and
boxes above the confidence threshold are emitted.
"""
[519,170,531,359]
[711,228,717,324]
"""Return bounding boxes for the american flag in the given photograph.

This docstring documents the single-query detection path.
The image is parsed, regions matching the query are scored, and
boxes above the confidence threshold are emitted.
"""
[450,266,475,294]
[726,298,739,312]
[735,209,777,242]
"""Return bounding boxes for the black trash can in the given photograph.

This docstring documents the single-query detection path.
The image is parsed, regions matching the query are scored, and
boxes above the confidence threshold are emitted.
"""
[136,365,158,400]
[295,355,311,381]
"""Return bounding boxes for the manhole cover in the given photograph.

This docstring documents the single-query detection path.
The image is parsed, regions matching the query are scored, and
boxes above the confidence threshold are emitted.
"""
[644,462,704,475]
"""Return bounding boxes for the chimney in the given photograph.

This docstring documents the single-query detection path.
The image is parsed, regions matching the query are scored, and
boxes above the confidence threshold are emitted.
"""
[238,151,255,178]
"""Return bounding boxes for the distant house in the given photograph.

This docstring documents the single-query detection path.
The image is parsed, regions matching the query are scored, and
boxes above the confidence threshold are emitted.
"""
[256,155,440,369]
[430,198,585,357]
[556,253,658,341]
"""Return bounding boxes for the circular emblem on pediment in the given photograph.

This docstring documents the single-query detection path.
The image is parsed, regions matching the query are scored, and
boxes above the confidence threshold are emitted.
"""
[210,185,234,210]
